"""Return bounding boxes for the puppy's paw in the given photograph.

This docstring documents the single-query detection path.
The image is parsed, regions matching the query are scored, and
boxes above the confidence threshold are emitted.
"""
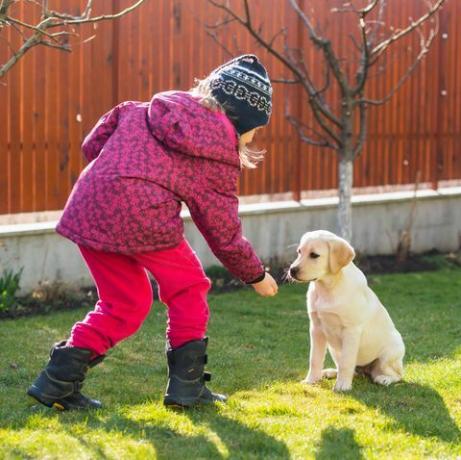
[302,372,322,384]
[333,380,353,392]
[322,368,337,379]
[373,374,399,386]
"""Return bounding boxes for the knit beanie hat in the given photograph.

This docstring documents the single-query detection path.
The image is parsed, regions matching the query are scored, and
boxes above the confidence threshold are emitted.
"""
[208,54,272,135]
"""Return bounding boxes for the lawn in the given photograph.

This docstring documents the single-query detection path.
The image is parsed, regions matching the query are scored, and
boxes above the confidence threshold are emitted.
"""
[1,268,460,459]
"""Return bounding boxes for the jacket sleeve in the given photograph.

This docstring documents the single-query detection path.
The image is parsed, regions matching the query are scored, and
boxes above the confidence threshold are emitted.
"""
[186,186,265,284]
[81,105,120,162]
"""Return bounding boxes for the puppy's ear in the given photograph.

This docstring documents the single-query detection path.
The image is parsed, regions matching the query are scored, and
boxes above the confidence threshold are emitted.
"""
[328,238,355,275]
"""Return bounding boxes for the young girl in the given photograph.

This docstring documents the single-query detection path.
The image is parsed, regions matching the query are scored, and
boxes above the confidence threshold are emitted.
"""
[28,54,278,410]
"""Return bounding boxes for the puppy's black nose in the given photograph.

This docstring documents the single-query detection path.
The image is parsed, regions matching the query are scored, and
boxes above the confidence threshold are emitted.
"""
[289,266,299,278]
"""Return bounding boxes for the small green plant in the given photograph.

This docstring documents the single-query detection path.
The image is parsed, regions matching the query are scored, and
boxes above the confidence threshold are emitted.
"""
[0,268,23,312]
[205,265,242,291]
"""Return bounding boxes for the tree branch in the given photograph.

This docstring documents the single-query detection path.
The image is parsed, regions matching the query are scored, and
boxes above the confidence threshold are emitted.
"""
[353,100,367,156]
[361,21,438,105]
[286,112,336,149]
[0,31,42,77]
[268,27,286,49]
[352,0,381,95]
[307,96,343,148]
[272,78,301,84]
[0,0,15,16]
[368,0,387,48]
[0,0,145,78]
[289,0,350,95]
[359,0,380,15]
[348,33,362,52]
[47,0,145,25]
[371,0,445,59]
[288,0,326,46]
[40,39,71,51]
[201,16,236,30]
[205,29,234,58]
[8,16,64,43]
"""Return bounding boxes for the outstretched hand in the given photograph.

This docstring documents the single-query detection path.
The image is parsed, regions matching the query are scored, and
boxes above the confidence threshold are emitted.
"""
[252,272,278,297]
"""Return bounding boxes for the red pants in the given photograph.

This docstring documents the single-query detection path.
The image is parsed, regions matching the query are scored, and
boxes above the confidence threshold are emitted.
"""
[67,240,211,355]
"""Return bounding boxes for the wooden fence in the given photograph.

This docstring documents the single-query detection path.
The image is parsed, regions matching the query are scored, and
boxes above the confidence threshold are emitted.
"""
[1,0,460,215]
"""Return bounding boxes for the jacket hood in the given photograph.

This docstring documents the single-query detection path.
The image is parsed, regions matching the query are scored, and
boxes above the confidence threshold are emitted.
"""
[147,91,240,168]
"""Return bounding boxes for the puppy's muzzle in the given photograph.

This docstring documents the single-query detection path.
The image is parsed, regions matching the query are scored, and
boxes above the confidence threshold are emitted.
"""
[289,265,317,282]
[289,266,300,280]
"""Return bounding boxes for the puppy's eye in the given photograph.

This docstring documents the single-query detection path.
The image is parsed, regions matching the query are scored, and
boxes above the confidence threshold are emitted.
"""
[309,252,320,259]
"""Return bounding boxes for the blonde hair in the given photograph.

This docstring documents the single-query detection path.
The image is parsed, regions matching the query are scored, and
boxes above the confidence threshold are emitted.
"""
[190,77,265,169]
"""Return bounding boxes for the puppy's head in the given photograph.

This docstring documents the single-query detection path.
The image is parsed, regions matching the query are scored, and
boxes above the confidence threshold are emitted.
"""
[288,230,355,282]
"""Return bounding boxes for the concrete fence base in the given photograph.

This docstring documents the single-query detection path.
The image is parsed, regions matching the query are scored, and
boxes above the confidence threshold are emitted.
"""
[1,187,460,294]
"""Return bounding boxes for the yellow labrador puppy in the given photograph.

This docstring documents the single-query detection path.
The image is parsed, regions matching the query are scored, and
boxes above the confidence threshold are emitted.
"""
[289,230,405,392]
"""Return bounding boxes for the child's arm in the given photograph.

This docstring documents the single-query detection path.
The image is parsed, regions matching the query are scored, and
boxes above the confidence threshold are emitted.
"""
[187,185,276,293]
[81,105,120,162]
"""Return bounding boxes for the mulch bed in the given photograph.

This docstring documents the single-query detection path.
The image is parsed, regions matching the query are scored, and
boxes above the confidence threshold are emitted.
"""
[0,288,98,320]
[1,250,460,319]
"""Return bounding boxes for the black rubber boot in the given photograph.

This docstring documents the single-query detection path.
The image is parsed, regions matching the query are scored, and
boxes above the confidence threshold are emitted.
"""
[163,338,227,408]
[27,341,104,411]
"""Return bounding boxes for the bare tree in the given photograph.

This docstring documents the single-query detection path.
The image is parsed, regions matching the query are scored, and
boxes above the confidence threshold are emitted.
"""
[0,0,145,79]
[206,0,445,241]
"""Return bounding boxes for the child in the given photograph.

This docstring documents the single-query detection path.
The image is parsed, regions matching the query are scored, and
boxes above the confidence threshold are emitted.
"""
[28,54,278,410]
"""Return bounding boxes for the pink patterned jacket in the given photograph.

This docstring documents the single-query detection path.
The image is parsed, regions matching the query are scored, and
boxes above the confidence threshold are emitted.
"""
[56,91,264,283]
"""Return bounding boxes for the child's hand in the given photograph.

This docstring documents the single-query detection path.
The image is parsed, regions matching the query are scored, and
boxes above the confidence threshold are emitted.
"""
[252,273,278,297]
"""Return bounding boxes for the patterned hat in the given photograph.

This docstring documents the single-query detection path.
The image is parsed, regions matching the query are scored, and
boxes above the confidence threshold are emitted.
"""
[209,54,272,135]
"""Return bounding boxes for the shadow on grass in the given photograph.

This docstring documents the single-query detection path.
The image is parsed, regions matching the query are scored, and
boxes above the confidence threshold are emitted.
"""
[53,406,290,460]
[352,379,461,443]
[315,427,363,460]
[185,407,291,459]
[69,434,111,460]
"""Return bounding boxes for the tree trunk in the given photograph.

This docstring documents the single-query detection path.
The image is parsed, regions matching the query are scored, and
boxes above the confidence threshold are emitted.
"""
[337,155,353,241]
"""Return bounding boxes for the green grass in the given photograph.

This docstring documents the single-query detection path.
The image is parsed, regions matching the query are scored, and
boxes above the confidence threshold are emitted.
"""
[1,269,460,459]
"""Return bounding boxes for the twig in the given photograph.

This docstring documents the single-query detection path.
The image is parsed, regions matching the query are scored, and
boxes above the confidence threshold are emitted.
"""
[8,16,63,43]
[272,78,301,84]
[289,0,350,94]
[361,20,438,105]
[0,0,145,78]
[40,39,71,51]
[47,0,145,25]
[286,113,336,149]
[371,0,445,59]
[206,16,236,29]
[205,29,234,58]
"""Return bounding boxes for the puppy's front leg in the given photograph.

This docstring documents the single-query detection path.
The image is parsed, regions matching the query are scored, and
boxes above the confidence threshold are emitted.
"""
[304,313,327,384]
[334,326,362,392]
